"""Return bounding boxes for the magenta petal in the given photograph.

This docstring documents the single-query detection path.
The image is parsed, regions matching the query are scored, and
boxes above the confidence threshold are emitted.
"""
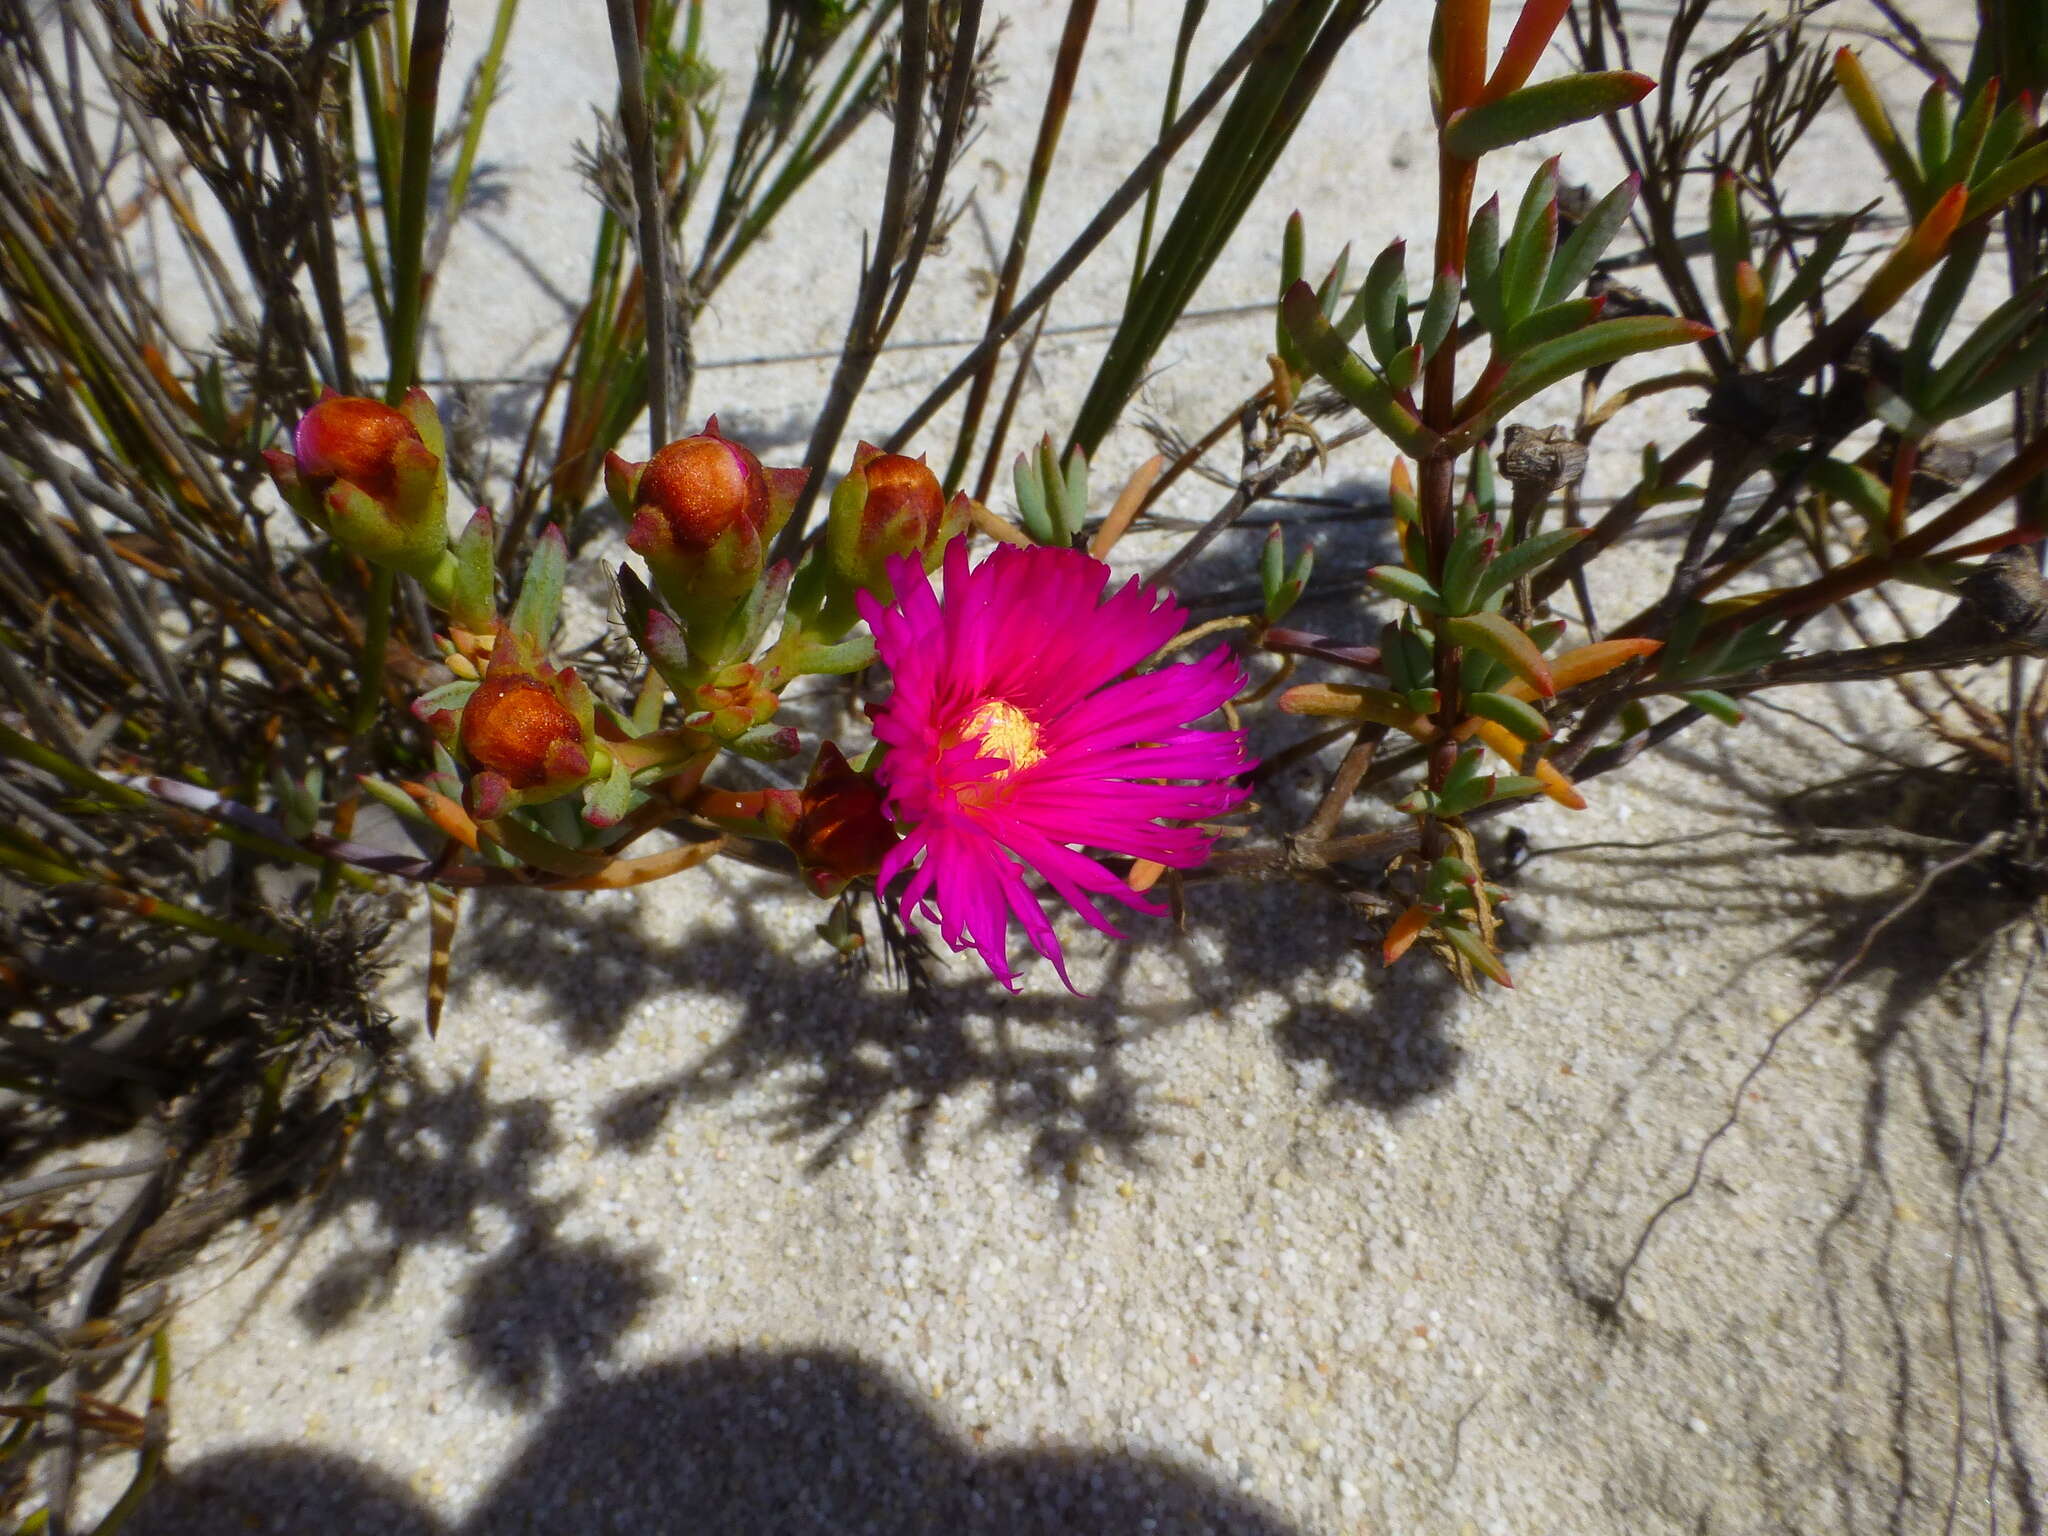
[865,541,1257,993]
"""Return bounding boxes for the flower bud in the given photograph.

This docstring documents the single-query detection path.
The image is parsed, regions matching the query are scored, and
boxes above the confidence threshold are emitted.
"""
[265,388,451,583]
[431,636,600,821]
[611,416,808,653]
[788,742,897,898]
[809,441,969,637]
[460,675,586,790]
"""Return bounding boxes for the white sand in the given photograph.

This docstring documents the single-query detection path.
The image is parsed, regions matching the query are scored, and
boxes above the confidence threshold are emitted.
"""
[107,0,2048,1531]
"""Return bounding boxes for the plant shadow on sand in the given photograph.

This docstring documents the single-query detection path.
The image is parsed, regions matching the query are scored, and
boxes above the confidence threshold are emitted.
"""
[1509,688,2048,1535]
[132,1346,1305,1535]
[266,821,1471,1400]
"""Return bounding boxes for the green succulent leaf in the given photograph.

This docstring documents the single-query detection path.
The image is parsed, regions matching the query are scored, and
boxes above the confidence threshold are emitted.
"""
[1465,196,1507,338]
[1455,316,1712,445]
[1469,526,1587,606]
[1444,611,1554,695]
[1417,265,1462,363]
[1281,281,1440,457]
[1442,71,1657,160]
[1500,158,1559,326]
[509,525,567,650]
[1367,564,1447,614]
[1357,238,1412,366]
[1465,688,1552,742]
[1541,174,1639,307]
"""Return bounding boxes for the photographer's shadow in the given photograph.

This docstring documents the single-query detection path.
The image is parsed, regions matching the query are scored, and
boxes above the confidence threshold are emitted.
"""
[136,1346,1302,1535]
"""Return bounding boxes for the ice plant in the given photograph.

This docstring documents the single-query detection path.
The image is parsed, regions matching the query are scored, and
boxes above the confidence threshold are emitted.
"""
[859,541,1253,989]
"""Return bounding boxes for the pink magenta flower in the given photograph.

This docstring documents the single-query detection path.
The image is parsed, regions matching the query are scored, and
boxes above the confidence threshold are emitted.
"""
[858,540,1254,990]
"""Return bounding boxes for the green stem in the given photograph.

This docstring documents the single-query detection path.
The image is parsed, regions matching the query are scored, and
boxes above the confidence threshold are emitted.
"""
[384,0,450,402]
[1129,0,1207,300]
[0,725,370,887]
[443,0,520,232]
[315,565,395,918]
[0,840,288,958]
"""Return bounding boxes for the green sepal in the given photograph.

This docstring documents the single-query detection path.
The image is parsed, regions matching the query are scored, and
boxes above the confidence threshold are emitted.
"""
[580,752,639,830]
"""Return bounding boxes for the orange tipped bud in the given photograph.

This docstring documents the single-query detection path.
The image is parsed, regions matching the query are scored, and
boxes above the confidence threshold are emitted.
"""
[635,430,773,552]
[620,417,809,648]
[459,674,587,790]
[269,388,451,583]
[805,440,970,639]
[293,395,418,498]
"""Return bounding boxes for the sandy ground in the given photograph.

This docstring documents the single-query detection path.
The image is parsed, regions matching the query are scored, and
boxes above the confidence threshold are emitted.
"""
[80,0,2048,1531]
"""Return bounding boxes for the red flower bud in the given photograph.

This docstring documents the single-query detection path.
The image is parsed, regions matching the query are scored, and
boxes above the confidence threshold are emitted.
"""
[268,388,452,586]
[813,442,970,637]
[612,417,808,650]
[293,395,420,501]
[789,742,898,898]
[459,674,588,790]
[850,448,946,544]
[634,432,771,551]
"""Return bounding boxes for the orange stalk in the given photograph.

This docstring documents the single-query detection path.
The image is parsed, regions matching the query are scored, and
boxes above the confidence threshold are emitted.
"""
[1482,0,1571,103]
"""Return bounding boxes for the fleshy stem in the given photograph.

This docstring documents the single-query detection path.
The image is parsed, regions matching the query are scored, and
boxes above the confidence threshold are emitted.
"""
[1417,0,1486,859]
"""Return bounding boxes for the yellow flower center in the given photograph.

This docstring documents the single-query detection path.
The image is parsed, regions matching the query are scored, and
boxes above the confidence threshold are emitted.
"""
[954,699,1045,776]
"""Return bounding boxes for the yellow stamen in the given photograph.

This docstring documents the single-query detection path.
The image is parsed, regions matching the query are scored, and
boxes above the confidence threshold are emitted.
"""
[954,699,1045,776]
